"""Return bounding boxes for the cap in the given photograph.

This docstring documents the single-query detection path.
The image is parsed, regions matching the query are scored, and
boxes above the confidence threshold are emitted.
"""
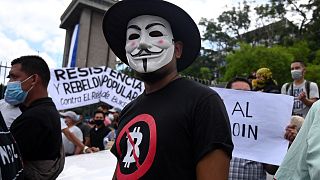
[108,107,121,113]
[60,111,79,121]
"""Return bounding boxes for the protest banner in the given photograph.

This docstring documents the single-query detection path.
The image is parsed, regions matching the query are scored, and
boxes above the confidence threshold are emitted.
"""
[212,87,294,165]
[48,66,144,110]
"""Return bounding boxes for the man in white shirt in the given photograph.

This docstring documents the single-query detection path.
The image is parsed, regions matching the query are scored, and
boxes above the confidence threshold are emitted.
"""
[281,60,319,118]
[0,99,22,128]
[60,111,84,155]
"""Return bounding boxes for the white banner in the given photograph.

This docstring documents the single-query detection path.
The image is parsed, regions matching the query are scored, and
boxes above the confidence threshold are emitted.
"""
[212,87,294,165]
[48,66,144,110]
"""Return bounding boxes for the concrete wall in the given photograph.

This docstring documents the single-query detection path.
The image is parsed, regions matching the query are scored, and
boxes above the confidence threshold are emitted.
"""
[60,0,117,68]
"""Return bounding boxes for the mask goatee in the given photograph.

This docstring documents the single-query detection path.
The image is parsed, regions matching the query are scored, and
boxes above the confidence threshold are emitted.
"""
[143,58,147,72]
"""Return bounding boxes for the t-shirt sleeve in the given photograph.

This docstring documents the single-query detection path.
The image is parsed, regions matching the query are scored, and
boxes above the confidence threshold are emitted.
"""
[83,125,91,138]
[310,82,319,99]
[191,93,233,163]
[281,83,289,94]
[60,118,67,130]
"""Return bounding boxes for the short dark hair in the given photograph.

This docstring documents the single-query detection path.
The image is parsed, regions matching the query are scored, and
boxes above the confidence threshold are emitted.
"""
[226,77,252,90]
[11,55,50,87]
[291,60,306,67]
[94,110,105,118]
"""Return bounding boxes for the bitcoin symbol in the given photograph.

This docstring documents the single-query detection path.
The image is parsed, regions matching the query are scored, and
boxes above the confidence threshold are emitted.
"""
[123,127,143,168]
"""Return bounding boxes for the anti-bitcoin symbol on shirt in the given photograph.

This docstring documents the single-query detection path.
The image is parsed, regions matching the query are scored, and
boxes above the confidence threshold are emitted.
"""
[123,127,143,168]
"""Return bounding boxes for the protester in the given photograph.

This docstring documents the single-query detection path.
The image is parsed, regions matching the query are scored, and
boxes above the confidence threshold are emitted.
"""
[60,116,97,155]
[225,77,252,90]
[103,113,120,150]
[60,111,84,155]
[2,96,94,157]
[107,107,121,122]
[0,99,21,128]
[103,0,233,179]
[284,115,304,144]
[7,55,64,179]
[253,67,280,93]
[226,77,278,179]
[97,103,112,126]
[86,110,111,151]
[0,111,24,179]
[281,60,319,118]
[274,100,320,179]
[75,113,91,145]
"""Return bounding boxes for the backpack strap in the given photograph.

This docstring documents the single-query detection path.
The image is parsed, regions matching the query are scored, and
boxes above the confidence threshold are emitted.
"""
[305,80,310,99]
[285,82,293,96]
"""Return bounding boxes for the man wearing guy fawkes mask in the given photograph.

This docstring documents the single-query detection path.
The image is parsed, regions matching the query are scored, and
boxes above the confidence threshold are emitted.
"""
[281,60,319,118]
[103,0,233,179]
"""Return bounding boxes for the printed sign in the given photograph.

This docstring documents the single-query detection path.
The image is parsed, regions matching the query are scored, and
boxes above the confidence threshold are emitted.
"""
[212,87,294,165]
[48,66,144,110]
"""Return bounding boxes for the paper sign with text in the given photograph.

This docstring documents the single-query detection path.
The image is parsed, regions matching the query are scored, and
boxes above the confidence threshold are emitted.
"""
[212,87,294,165]
[48,66,144,110]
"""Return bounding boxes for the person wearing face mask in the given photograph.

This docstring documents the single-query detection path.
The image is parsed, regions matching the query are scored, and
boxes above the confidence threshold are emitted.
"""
[103,0,233,179]
[103,113,120,150]
[85,110,111,151]
[281,60,319,118]
[107,107,121,121]
[7,55,64,179]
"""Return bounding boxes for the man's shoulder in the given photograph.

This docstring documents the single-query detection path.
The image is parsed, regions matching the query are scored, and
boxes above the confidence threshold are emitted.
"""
[70,126,83,136]
[307,80,318,87]
[281,82,290,88]
[178,78,217,94]
[70,125,81,132]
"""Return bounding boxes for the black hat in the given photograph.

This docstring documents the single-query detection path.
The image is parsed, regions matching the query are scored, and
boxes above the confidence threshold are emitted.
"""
[102,0,201,72]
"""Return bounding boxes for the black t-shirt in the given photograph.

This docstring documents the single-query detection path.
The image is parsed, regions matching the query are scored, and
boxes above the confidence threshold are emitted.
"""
[10,97,62,161]
[76,122,91,141]
[111,78,233,179]
[89,125,111,150]
[0,112,24,179]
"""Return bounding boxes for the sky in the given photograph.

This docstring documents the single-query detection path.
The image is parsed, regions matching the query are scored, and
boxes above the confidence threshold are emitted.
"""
[0,0,244,70]
[0,0,310,70]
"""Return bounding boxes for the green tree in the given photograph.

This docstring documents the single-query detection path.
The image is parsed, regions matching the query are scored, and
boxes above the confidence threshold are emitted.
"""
[181,48,216,80]
[305,64,320,86]
[218,1,251,39]
[223,43,293,85]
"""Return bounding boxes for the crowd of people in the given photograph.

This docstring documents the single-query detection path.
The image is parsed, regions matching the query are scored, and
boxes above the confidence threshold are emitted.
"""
[225,61,319,179]
[60,105,121,156]
[1,0,320,179]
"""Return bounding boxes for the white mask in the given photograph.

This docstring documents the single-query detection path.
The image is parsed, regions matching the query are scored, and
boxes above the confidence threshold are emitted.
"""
[291,69,303,80]
[108,114,114,121]
[125,15,175,73]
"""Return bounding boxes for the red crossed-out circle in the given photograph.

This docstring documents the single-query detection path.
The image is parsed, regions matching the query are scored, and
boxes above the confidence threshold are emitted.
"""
[116,114,157,179]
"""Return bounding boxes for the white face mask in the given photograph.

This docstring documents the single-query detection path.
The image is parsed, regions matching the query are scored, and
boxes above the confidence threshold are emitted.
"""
[125,15,175,73]
[108,114,114,121]
[291,69,303,80]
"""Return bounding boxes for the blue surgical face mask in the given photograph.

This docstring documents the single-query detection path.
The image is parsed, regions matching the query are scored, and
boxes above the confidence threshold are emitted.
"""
[5,75,34,106]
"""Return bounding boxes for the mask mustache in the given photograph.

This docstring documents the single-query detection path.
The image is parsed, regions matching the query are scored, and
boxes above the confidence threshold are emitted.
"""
[131,49,163,57]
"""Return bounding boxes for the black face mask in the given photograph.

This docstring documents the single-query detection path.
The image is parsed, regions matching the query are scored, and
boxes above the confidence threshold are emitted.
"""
[135,71,164,83]
[95,120,104,126]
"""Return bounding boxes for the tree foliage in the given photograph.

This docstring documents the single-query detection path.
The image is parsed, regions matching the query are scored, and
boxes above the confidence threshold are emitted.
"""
[193,0,320,86]
[223,43,293,85]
